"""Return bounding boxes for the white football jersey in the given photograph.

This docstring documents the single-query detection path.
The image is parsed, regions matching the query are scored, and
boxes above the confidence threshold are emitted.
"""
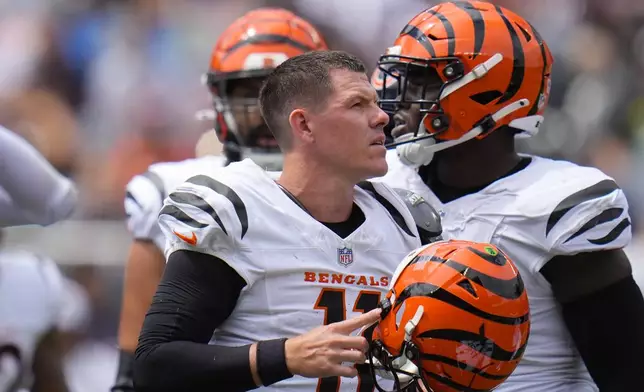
[376,152,632,392]
[0,250,66,392]
[124,156,226,250]
[158,159,422,392]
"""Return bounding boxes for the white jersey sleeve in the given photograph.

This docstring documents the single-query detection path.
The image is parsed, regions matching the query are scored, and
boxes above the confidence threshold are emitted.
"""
[157,173,251,284]
[0,126,77,227]
[124,170,167,250]
[512,164,631,272]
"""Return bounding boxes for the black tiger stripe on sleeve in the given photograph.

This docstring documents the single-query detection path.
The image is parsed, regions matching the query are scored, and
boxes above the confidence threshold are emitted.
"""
[168,191,228,235]
[546,179,619,237]
[563,208,623,244]
[158,205,208,229]
[186,175,248,239]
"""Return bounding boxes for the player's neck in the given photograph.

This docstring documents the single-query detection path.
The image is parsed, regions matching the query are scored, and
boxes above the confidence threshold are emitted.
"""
[434,132,520,188]
[278,156,355,223]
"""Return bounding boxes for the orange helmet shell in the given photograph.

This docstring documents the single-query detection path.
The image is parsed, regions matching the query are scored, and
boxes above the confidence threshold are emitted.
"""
[372,239,530,391]
[209,8,328,80]
[380,1,553,143]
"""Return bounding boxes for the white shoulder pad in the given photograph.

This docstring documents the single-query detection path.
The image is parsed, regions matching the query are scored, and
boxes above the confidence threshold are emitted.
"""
[157,171,251,283]
[124,170,166,249]
[514,162,631,266]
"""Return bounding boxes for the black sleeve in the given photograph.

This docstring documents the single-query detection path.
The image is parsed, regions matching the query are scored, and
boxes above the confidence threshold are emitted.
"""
[560,275,644,391]
[541,250,644,391]
[133,249,255,392]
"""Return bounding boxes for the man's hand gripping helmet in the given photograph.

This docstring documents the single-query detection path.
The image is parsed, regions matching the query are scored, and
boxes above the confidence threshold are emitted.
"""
[367,240,530,392]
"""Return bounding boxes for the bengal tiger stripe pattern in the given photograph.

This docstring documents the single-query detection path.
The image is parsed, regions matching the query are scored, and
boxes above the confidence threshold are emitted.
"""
[370,239,530,392]
[378,0,554,146]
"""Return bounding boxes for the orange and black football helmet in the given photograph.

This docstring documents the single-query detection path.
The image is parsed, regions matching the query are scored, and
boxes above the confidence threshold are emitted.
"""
[367,240,530,392]
[377,1,554,167]
[201,8,328,169]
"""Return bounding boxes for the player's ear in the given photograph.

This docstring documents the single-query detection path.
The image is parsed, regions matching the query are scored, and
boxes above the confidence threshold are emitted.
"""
[288,108,315,144]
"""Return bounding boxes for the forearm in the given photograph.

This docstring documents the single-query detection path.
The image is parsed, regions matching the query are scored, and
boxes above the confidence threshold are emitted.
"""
[135,337,290,391]
[134,340,257,392]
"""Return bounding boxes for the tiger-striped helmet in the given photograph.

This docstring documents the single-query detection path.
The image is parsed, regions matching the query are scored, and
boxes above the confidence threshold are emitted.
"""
[378,1,553,167]
[203,8,328,168]
[368,239,530,392]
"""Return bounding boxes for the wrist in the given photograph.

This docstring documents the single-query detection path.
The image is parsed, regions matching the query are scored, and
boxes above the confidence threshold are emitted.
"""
[256,338,293,386]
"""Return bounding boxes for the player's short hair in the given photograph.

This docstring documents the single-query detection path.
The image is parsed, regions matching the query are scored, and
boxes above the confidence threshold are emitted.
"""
[259,50,366,151]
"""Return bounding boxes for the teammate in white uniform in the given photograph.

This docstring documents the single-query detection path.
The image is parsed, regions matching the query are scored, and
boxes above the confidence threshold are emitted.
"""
[373,1,644,391]
[0,247,69,392]
[110,8,331,392]
[0,126,77,227]
[133,51,441,392]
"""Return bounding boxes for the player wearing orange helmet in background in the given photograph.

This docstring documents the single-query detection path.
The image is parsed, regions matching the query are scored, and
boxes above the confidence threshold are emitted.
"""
[368,240,529,392]
[110,8,328,392]
[375,1,644,391]
[200,7,327,170]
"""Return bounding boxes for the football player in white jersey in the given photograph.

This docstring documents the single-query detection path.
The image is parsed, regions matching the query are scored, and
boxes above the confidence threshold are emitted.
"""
[133,50,442,392]
[0,235,69,392]
[0,126,77,227]
[110,8,331,392]
[373,1,644,391]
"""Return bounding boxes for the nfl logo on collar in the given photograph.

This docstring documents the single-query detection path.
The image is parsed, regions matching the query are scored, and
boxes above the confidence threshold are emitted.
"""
[337,247,354,267]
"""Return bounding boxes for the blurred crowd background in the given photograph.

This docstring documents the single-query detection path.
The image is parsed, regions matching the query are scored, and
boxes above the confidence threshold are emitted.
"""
[2,0,644,391]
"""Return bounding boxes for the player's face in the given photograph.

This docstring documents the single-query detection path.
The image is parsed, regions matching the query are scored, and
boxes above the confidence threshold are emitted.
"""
[228,77,278,149]
[390,65,442,140]
[309,69,390,180]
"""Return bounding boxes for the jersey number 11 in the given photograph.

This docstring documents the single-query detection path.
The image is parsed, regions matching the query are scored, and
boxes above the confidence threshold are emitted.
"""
[314,288,381,392]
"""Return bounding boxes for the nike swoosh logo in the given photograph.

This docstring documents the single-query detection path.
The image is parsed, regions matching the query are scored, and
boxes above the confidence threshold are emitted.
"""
[173,230,197,245]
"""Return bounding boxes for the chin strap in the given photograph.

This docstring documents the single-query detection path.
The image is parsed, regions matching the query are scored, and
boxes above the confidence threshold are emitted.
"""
[396,98,530,168]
